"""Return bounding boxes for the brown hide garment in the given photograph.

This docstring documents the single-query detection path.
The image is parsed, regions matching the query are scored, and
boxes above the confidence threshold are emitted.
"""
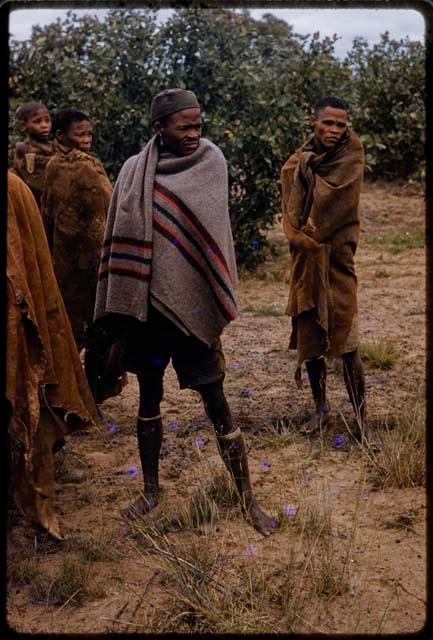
[280,130,364,386]
[41,144,112,349]
[12,137,58,207]
[7,173,98,538]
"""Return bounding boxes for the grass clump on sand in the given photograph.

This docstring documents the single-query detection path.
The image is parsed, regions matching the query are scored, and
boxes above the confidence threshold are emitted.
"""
[68,532,121,562]
[242,302,284,316]
[262,419,301,449]
[362,404,425,489]
[7,543,44,588]
[375,269,390,279]
[135,530,278,634]
[54,446,92,484]
[45,556,105,606]
[360,339,400,370]
[365,228,424,253]
[8,549,105,607]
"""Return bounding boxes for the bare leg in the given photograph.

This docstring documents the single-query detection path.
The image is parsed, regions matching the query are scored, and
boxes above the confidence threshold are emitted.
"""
[121,377,163,519]
[302,356,330,434]
[342,348,368,442]
[195,381,277,537]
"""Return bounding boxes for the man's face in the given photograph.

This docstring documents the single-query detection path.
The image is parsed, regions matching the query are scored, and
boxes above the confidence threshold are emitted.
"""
[156,108,202,156]
[311,106,348,149]
[22,108,52,142]
[58,119,93,152]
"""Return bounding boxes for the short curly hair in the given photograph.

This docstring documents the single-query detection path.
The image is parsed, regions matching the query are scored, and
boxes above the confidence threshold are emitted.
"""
[53,109,90,134]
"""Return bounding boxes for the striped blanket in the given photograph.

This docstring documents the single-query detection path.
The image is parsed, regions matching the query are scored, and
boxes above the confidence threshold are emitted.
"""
[94,137,238,346]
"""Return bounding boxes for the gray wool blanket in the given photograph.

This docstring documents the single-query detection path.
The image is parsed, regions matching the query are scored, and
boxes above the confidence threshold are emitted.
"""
[94,136,238,346]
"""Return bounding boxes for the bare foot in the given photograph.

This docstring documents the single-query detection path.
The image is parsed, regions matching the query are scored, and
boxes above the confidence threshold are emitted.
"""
[248,499,278,537]
[121,493,158,520]
[301,408,330,435]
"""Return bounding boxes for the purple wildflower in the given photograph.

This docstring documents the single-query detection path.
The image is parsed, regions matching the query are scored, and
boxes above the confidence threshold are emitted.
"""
[283,505,297,517]
[260,461,270,471]
[195,437,205,447]
[120,523,130,532]
[127,466,138,478]
[168,422,178,431]
[242,387,253,398]
[107,421,117,434]
[333,434,346,448]
[246,544,257,555]
[227,360,242,369]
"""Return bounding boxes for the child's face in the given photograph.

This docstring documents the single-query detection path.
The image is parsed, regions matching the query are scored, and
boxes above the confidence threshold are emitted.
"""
[60,119,92,152]
[22,108,52,141]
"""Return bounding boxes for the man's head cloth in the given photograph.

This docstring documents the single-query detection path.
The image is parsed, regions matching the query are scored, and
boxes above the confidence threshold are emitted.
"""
[150,88,200,125]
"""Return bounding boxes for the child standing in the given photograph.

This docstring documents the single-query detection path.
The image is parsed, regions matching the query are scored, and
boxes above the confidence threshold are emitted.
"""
[41,109,112,352]
[12,102,57,207]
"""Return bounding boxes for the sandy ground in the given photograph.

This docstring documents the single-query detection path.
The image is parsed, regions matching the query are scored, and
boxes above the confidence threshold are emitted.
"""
[7,182,426,634]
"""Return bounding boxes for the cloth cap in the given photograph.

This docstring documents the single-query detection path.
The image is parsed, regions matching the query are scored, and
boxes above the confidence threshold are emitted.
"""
[150,88,200,124]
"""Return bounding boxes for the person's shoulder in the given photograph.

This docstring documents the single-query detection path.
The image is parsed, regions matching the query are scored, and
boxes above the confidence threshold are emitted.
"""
[347,129,363,151]
[8,170,22,189]
[281,148,301,172]
[121,153,140,171]
[116,154,140,181]
[14,139,29,159]
[45,151,63,170]
[71,149,94,163]
[201,138,226,163]
[8,170,33,200]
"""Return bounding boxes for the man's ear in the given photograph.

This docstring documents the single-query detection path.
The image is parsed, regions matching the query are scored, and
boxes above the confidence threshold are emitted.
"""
[154,121,162,135]
[18,120,27,133]
[309,115,316,129]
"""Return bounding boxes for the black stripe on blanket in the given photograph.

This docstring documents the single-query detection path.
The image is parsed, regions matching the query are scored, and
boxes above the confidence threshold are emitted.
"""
[103,236,153,248]
[153,220,235,322]
[154,182,229,272]
[100,252,152,265]
[153,202,236,308]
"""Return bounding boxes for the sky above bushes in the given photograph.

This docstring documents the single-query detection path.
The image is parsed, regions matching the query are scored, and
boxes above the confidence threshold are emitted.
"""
[9,7,424,59]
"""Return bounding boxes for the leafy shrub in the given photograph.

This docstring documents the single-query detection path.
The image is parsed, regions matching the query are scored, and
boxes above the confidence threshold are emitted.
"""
[9,10,425,266]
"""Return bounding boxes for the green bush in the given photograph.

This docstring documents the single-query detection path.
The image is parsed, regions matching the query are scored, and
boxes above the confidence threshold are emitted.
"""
[9,9,425,266]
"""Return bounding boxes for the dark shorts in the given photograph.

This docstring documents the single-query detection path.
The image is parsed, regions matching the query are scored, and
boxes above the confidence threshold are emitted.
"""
[119,307,225,389]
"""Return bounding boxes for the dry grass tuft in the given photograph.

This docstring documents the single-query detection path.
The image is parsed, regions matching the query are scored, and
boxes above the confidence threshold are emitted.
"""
[134,529,278,633]
[7,543,43,587]
[45,556,105,606]
[262,419,301,449]
[362,404,425,488]
[381,507,419,531]
[365,227,424,253]
[360,339,400,370]
[242,302,284,316]
[68,532,121,562]
[375,269,391,278]
[54,446,92,484]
